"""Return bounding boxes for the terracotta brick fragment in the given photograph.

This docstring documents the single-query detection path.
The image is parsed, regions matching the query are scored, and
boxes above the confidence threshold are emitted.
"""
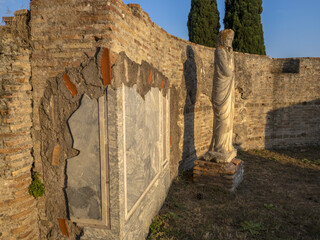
[232,159,241,166]
[51,145,60,166]
[160,80,164,89]
[63,73,78,97]
[101,48,112,85]
[58,218,70,237]
[148,69,153,85]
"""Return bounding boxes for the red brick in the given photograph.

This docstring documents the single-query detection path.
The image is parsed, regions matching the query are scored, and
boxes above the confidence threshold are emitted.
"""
[101,48,112,85]
[58,219,70,237]
[63,73,78,97]
[232,159,242,166]
[160,80,164,89]
[148,69,152,85]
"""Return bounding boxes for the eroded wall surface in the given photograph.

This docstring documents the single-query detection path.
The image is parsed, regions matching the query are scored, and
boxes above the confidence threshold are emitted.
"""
[0,10,40,240]
[34,47,119,238]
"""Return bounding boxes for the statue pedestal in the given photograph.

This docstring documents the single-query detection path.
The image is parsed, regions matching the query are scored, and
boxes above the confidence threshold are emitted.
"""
[193,158,244,192]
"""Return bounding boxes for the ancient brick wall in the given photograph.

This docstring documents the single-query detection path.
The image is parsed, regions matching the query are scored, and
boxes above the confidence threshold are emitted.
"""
[0,0,317,239]
[92,1,320,171]
[30,0,120,238]
[234,56,320,149]
[0,10,40,240]
[29,0,320,188]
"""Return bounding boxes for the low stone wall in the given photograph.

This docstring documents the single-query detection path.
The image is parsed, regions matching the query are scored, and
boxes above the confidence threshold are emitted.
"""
[0,10,40,240]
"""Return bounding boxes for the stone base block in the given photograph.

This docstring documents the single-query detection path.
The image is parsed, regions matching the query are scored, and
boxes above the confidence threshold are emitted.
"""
[193,158,244,191]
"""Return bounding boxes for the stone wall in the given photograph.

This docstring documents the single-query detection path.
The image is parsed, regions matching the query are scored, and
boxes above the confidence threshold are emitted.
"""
[0,10,40,240]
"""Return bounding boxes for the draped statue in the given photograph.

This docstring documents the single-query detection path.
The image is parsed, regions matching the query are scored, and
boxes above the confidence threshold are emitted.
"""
[203,29,237,163]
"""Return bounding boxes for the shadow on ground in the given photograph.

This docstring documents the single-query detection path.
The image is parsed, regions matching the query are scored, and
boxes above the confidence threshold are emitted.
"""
[148,147,320,240]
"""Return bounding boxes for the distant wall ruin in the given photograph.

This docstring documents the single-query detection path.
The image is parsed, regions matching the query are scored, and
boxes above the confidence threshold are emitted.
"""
[0,0,319,239]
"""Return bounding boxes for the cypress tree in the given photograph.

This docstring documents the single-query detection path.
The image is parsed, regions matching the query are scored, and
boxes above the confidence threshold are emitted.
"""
[224,0,266,55]
[188,0,221,48]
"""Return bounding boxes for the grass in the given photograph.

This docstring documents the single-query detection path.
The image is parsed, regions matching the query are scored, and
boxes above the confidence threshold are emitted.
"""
[239,221,265,236]
[147,147,320,240]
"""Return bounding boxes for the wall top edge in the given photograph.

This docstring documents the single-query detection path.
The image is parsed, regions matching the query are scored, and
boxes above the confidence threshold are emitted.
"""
[274,57,320,60]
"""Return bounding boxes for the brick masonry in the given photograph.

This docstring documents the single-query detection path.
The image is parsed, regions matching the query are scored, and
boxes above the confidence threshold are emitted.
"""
[193,159,244,191]
[0,10,40,240]
[0,0,319,239]
[78,0,319,173]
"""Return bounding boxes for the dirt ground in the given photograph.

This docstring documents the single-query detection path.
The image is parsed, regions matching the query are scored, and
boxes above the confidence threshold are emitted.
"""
[147,147,320,240]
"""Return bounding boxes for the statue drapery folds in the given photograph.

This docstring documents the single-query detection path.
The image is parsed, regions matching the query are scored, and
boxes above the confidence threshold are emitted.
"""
[203,29,237,163]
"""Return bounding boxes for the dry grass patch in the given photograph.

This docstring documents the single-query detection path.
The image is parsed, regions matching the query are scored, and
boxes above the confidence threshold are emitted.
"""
[147,147,320,240]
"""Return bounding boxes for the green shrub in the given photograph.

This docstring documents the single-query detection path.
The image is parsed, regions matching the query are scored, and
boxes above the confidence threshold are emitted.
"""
[29,173,45,199]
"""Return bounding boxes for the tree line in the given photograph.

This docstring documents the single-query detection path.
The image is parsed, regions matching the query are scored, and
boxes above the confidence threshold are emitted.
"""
[188,0,266,55]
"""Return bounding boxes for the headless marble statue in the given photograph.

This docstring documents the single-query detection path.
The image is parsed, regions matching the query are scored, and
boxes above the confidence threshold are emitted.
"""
[203,29,237,163]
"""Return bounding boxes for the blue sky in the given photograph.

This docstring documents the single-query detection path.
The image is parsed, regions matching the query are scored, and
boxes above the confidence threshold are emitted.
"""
[1,0,320,58]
